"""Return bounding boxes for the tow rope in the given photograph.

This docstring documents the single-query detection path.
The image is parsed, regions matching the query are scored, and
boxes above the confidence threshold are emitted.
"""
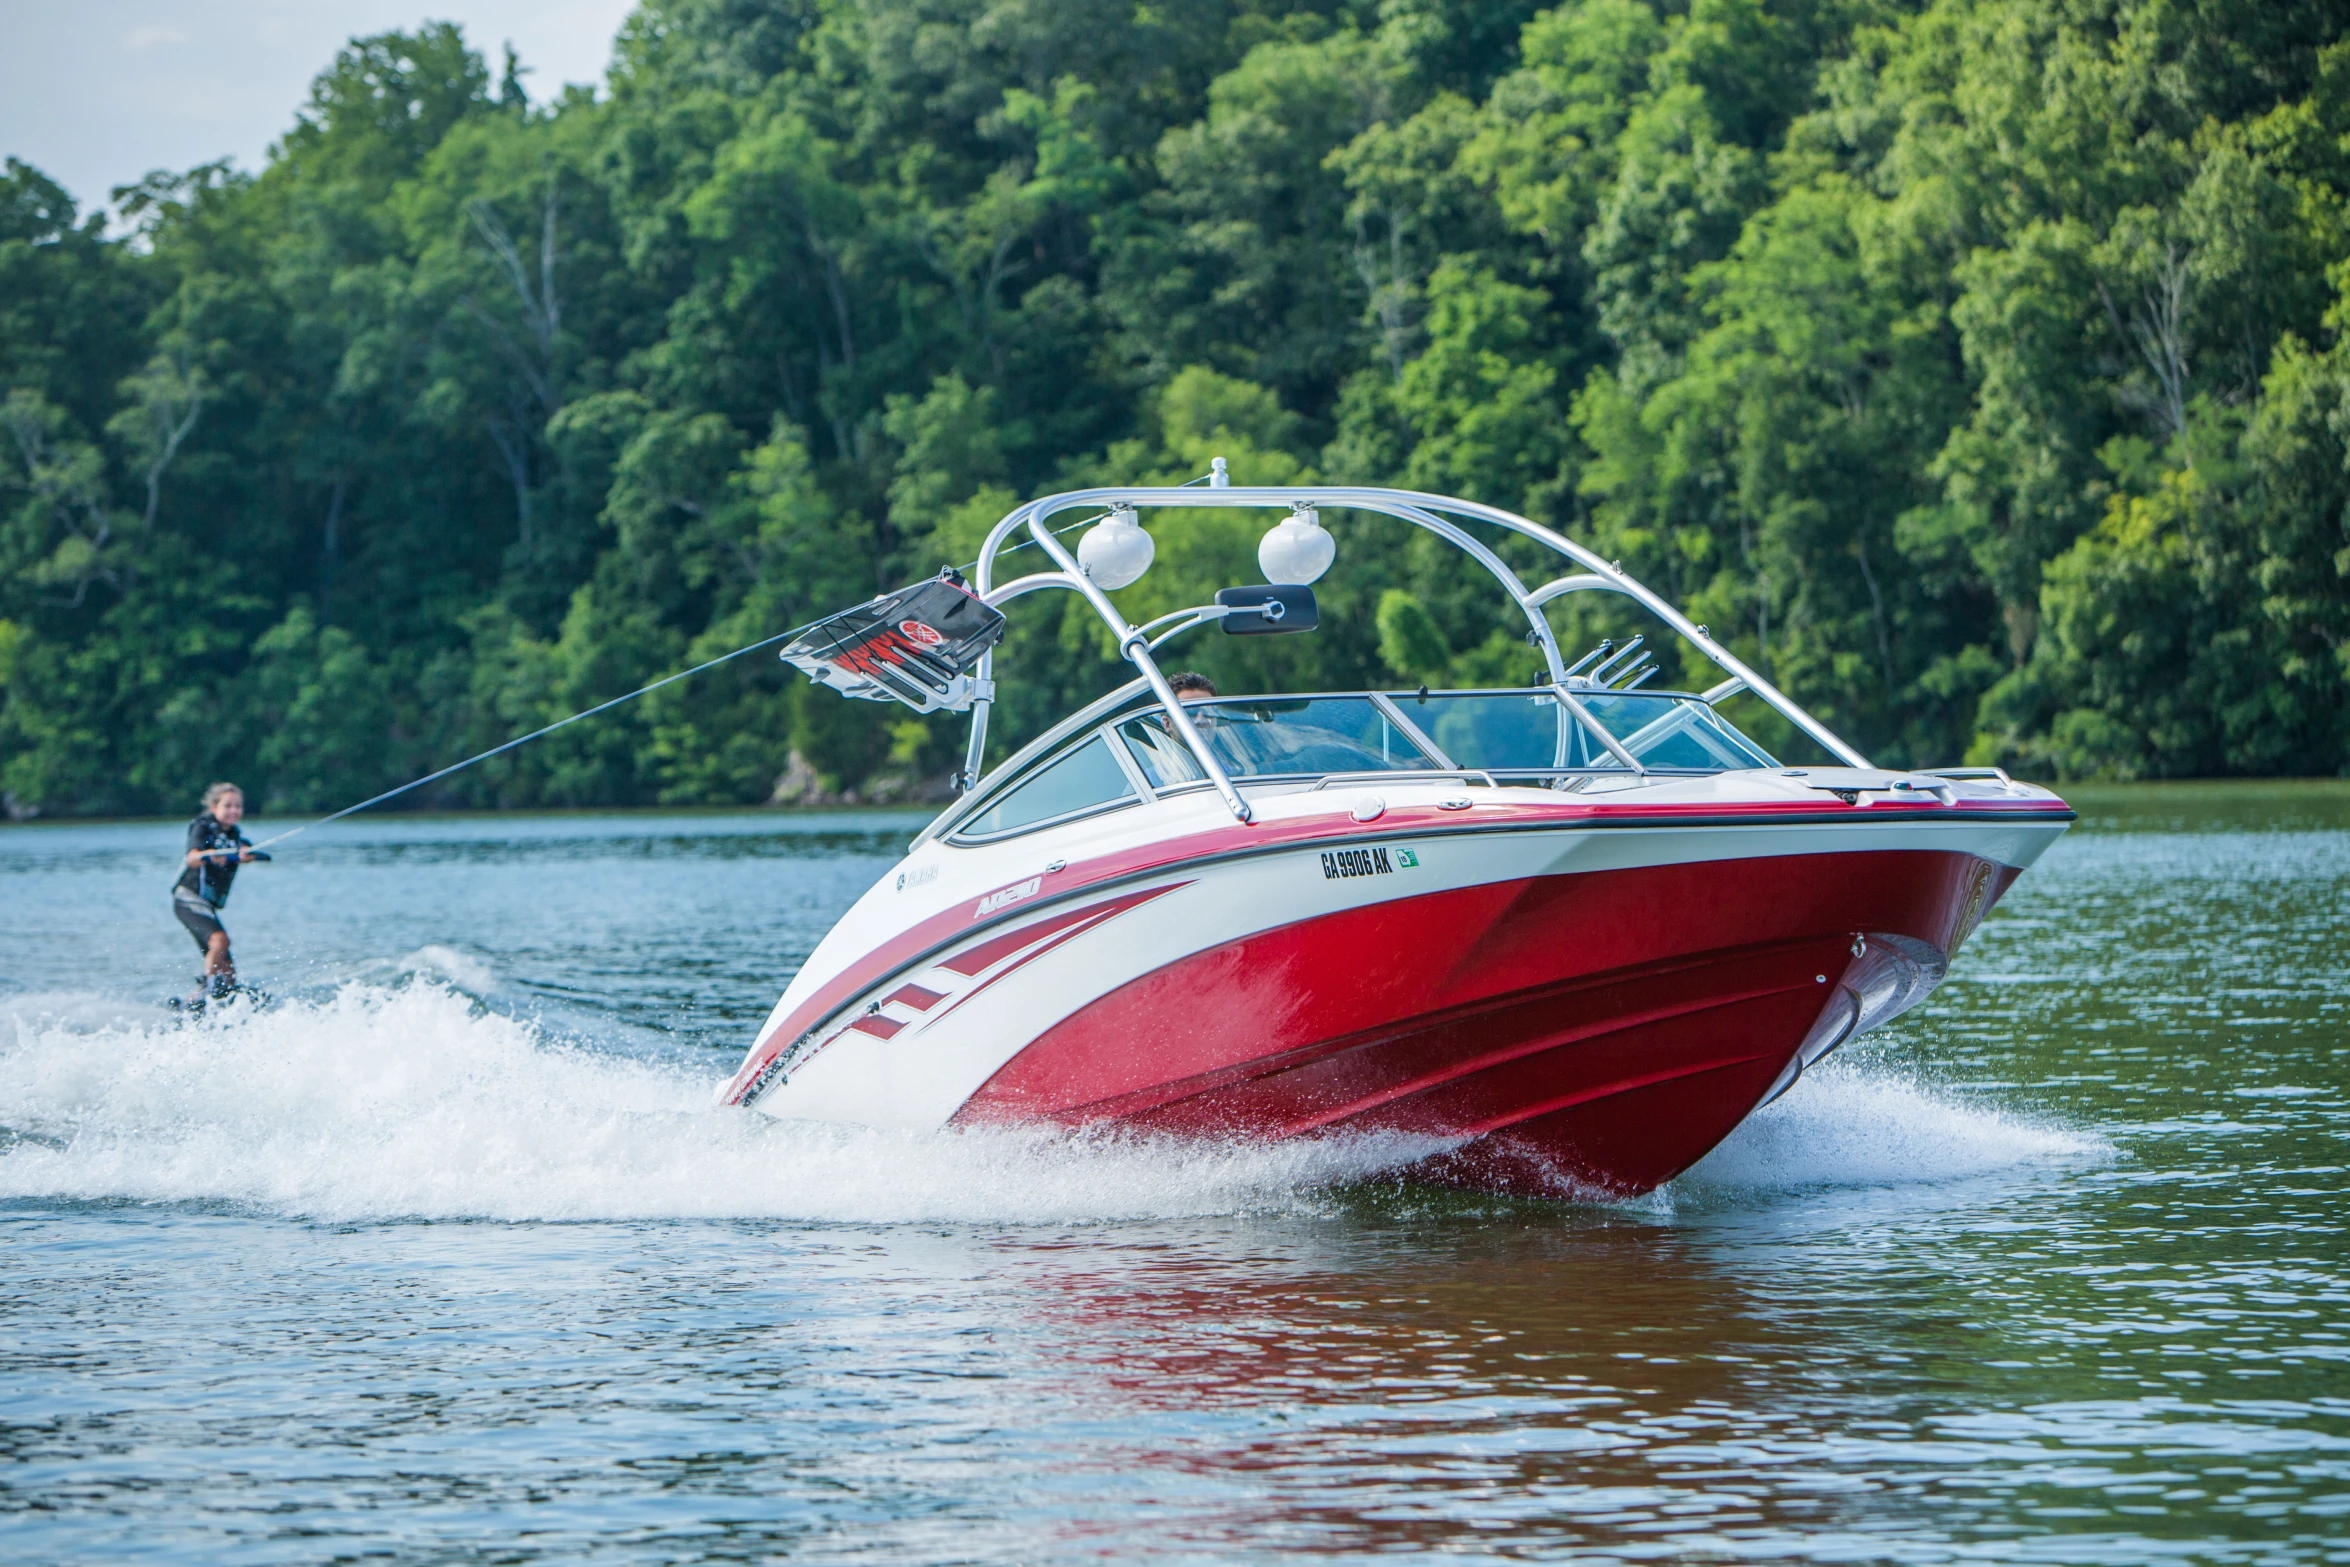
[242,503,1128,853]
[244,624,805,853]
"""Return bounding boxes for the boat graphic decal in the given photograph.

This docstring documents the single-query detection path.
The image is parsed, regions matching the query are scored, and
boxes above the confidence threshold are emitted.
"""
[920,887,1188,1030]
[975,876,1043,917]
[937,883,1188,984]
[730,882,1191,1106]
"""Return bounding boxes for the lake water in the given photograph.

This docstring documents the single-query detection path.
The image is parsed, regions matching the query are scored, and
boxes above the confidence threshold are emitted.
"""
[2,786,2344,1564]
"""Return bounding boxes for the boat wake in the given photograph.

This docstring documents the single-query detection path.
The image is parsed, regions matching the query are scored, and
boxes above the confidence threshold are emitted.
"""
[0,983,2102,1224]
[1685,1058,2108,1191]
[383,943,503,994]
[0,982,1437,1224]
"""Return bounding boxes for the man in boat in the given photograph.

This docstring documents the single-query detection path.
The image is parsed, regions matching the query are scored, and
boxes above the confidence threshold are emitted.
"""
[173,781,267,1003]
[1170,671,1221,739]
[1118,673,1224,782]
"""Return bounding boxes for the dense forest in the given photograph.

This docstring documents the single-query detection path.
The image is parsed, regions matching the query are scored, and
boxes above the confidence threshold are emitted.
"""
[4,0,2347,816]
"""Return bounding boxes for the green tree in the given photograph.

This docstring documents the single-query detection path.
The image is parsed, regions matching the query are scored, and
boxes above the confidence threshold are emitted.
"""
[6,0,2349,818]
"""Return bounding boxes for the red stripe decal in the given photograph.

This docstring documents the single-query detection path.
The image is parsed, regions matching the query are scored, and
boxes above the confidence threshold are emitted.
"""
[884,983,947,1011]
[925,886,1186,1025]
[940,900,1122,977]
[723,882,1188,1102]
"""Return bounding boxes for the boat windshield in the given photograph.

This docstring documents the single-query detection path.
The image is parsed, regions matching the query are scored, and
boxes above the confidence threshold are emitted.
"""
[1395,689,1776,772]
[955,687,1779,841]
[954,734,1137,838]
[1115,696,1441,783]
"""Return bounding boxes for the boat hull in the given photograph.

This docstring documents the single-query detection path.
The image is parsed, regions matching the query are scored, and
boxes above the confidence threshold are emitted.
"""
[726,799,2063,1197]
[954,849,2001,1195]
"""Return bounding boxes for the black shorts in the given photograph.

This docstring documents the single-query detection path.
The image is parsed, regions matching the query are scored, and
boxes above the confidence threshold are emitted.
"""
[173,894,226,952]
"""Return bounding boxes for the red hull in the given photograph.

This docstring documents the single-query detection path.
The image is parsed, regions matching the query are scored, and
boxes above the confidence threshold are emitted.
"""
[955,849,2015,1195]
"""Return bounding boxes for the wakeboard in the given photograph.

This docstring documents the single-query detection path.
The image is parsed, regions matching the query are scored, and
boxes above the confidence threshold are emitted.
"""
[165,981,273,1018]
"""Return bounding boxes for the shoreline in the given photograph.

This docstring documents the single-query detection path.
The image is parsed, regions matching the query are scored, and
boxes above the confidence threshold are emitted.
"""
[0,801,939,832]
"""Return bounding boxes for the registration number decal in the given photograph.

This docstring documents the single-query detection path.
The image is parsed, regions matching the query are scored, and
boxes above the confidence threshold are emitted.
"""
[1323,846,1401,879]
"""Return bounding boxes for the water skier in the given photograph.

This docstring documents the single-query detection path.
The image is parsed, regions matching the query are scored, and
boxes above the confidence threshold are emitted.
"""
[172,782,267,1005]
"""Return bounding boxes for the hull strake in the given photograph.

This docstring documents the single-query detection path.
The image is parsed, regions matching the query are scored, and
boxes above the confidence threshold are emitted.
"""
[733,810,2054,1192]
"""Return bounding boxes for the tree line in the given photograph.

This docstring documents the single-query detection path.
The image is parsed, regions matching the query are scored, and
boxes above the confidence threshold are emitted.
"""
[4,0,2347,817]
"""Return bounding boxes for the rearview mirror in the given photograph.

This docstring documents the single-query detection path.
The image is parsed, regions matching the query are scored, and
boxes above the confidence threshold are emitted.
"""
[1216,584,1318,635]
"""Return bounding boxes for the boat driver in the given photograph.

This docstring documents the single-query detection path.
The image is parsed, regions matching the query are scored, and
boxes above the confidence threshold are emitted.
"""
[173,781,267,1002]
[1169,671,1221,736]
[1120,672,1223,784]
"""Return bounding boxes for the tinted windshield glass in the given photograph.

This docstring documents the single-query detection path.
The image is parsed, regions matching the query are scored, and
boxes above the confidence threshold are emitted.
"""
[1402,692,1568,770]
[1578,693,1776,770]
[1115,711,1207,788]
[1392,689,1775,772]
[956,736,1135,838]
[1120,697,1439,780]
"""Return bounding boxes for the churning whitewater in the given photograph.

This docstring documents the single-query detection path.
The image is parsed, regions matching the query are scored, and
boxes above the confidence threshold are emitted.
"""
[0,979,2101,1224]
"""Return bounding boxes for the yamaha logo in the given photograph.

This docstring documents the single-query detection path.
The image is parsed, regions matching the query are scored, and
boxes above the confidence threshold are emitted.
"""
[899,619,946,647]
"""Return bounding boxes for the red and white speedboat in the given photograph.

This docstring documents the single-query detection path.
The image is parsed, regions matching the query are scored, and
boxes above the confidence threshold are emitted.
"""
[721,482,2071,1195]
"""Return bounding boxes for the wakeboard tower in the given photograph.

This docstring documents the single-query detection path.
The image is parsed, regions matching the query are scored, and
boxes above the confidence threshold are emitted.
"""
[723,476,2073,1197]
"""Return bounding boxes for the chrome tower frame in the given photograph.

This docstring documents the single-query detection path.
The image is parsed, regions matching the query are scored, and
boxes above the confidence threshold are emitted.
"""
[956,480,1870,828]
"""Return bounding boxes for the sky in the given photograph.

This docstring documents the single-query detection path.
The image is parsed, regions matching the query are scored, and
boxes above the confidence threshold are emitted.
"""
[0,1,639,217]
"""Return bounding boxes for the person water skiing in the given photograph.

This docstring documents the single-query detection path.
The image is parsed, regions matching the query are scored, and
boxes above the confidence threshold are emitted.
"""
[172,782,268,1005]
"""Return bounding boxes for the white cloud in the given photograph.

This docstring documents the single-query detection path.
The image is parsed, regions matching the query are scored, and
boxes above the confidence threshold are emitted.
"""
[126,24,192,51]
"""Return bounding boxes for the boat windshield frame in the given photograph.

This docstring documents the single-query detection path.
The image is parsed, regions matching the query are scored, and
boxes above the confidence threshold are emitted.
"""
[934,685,1785,845]
[921,484,1869,842]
